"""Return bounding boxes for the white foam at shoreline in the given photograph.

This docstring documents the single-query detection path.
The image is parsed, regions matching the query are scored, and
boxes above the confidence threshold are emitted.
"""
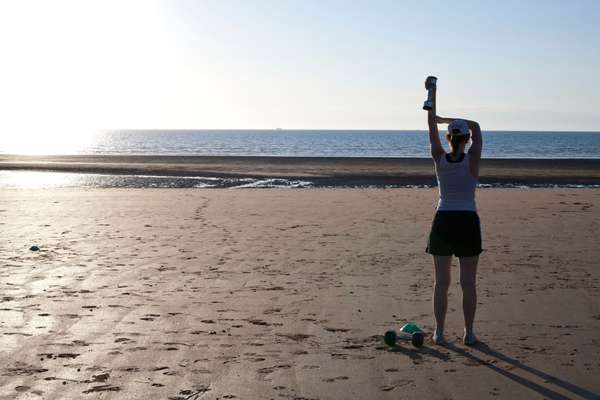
[0,170,598,189]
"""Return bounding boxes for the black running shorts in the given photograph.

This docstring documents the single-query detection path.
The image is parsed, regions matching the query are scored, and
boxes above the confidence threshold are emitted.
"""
[426,210,482,257]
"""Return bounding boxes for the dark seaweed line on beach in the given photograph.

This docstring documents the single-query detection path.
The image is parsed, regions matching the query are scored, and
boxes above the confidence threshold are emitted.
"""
[1,156,599,188]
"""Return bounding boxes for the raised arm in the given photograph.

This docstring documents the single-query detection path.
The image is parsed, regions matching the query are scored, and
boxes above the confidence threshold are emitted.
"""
[435,116,455,124]
[466,120,482,179]
[426,79,444,163]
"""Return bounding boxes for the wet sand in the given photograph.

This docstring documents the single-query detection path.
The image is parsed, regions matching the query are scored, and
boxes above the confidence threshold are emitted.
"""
[1,155,600,185]
[1,188,599,399]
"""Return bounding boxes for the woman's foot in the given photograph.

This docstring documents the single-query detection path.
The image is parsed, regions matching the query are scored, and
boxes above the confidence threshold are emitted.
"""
[463,331,478,346]
[432,329,445,345]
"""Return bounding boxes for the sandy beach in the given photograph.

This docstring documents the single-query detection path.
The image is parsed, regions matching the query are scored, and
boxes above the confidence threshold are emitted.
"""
[2,155,600,186]
[1,187,599,399]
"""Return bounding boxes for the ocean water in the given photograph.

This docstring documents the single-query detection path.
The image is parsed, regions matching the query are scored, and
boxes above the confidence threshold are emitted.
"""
[3,130,599,159]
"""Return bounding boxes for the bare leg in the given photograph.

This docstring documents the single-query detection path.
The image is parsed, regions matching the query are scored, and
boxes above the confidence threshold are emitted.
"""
[433,256,452,343]
[459,255,479,344]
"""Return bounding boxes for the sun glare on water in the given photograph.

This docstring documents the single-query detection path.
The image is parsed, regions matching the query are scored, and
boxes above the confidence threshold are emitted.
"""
[2,127,97,155]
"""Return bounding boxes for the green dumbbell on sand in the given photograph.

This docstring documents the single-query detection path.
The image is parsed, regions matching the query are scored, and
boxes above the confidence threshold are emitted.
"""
[384,322,425,348]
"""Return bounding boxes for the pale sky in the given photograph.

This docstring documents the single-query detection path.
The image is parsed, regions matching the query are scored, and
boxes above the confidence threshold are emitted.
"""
[0,0,599,152]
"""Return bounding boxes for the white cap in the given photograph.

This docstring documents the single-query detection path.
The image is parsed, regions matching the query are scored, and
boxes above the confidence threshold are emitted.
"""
[448,119,470,136]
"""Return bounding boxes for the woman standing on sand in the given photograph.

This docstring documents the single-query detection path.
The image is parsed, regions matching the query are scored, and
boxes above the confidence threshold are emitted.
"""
[424,76,482,346]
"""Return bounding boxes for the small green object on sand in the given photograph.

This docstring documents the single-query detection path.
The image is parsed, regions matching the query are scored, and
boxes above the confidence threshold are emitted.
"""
[400,322,425,348]
[29,245,40,252]
[400,322,421,334]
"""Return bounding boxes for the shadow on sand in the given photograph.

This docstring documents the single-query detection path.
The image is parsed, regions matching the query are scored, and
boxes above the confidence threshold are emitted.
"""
[387,343,451,364]
[441,342,600,400]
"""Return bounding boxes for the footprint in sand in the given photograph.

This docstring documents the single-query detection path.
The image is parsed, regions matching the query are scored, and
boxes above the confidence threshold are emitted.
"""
[55,353,80,359]
[140,313,160,321]
[37,353,81,360]
[248,319,269,326]
[82,385,121,394]
[170,386,210,400]
[126,346,147,352]
[324,327,349,333]
[380,379,413,391]
[277,333,313,342]
[463,358,485,367]
[258,364,292,379]
[322,376,349,383]
[114,337,135,344]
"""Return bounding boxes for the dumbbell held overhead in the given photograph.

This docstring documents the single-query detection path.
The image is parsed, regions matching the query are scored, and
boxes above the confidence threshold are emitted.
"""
[423,76,437,111]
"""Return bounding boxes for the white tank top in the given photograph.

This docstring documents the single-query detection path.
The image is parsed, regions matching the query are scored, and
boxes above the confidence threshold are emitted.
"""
[435,153,477,212]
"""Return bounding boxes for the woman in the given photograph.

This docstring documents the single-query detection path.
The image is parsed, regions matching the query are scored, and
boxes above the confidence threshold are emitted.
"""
[424,76,482,346]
